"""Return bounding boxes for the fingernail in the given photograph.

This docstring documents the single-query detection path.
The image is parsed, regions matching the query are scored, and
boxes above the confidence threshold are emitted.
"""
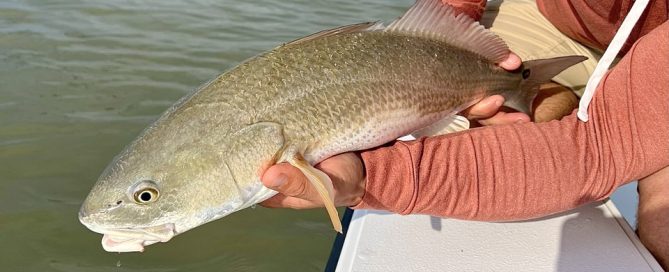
[272,174,287,188]
[515,118,526,124]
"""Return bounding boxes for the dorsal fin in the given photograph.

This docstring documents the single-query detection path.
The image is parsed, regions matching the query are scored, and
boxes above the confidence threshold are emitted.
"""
[283,21,383,47]
[385,0,509,63]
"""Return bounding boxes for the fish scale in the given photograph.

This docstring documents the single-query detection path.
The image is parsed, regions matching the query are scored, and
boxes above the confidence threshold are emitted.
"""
[147,32,500,190]
[180,32,514,163]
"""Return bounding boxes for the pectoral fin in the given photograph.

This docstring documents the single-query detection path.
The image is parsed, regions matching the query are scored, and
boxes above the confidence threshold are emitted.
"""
[287,154,342,233]
[224,122,285,206]
[412,114,470,138]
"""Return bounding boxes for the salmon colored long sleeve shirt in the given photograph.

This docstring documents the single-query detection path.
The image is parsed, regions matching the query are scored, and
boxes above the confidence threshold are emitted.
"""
[353,2,669,221]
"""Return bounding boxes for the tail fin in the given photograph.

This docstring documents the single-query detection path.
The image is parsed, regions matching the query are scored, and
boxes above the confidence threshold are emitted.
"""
[503,56,588,115]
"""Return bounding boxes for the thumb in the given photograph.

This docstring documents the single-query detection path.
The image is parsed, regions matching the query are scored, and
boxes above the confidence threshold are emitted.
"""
[498,52,522,71]
[261,163,318,200]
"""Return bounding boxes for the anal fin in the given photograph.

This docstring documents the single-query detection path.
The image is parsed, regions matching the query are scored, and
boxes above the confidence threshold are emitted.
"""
[412,114,470,138]
[287,153,343,233]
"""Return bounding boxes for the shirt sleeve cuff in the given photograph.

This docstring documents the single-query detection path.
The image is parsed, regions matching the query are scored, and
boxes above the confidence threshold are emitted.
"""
[350,141,421,214]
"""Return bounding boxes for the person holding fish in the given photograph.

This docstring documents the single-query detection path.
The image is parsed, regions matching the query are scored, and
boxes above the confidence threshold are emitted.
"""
[78,0,666,267]
[260,0,669,268]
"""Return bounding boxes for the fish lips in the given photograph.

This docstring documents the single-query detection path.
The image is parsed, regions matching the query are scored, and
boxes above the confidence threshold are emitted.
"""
[80,216,176,252]
[100,224,176,252]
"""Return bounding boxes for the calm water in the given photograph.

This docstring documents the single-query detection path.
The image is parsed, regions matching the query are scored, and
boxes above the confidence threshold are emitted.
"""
[0,0,410,271]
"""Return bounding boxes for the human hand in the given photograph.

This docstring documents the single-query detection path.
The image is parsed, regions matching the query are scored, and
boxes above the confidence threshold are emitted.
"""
[498,51,522,71]
[462,52,532,126]
[260,152,365,209]
[462,95,531,126]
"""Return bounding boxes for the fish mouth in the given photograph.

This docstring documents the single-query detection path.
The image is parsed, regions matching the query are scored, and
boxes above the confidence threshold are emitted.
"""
[84,222,176,253]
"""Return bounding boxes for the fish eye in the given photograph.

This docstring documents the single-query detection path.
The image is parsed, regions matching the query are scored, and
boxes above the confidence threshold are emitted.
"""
[131,180,160,204]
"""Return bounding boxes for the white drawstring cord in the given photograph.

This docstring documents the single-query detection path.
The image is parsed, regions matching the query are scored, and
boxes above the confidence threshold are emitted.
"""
[577,0,650,122]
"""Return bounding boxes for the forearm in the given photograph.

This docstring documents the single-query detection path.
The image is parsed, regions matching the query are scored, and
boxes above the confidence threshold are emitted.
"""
[354,22,669,221]
[357,116,630,220]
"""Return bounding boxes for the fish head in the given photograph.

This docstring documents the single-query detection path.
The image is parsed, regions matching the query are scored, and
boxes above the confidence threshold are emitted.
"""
[78,131,268,252]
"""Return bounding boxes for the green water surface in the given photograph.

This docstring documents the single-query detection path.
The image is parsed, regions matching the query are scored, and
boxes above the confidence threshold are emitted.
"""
[0,1,411,271]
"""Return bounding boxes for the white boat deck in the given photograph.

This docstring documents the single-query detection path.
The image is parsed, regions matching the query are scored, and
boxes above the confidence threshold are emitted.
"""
[329,200,663,271]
